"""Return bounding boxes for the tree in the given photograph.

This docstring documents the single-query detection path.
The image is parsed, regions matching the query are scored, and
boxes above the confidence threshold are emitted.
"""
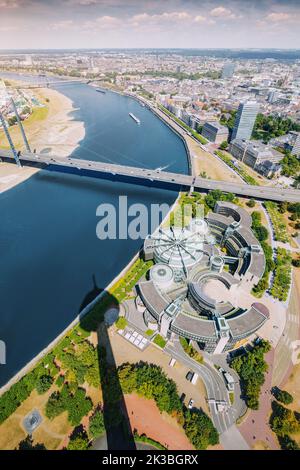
[254,225,269,242]
[273,388,293,405]
[45,391,65,419]
[8,116,17,126]
[36,375,53,395]
[292,258,300,268]
[21,106,31,115]
[89,409,105,439]
[17,435,46,450]
[278,201,288,214]
[219,141,228,150]
[247,199,256,208]
[278,434,300,450]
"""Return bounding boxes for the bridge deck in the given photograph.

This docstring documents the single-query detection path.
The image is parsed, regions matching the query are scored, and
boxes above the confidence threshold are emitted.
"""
[1,151,300,203]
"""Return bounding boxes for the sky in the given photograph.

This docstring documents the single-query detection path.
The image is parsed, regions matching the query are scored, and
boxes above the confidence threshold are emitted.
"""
[0,0,300,50]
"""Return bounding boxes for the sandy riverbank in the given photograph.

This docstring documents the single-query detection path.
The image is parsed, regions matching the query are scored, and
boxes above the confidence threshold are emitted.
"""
[0,86,85,193]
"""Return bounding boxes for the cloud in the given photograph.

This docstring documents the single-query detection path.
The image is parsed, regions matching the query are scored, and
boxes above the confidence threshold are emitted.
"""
[210,6,237,19]
[69,0,98,5]
[130,11,192,26]
[266,12,291,22]
[194,15,206,23]
[0,25,17,31]
[0,0,19,8]
[82,15,121,31]
[51,20,75,30]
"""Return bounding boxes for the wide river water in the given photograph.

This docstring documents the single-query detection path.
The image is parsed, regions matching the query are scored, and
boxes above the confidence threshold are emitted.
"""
[0,74,188,386]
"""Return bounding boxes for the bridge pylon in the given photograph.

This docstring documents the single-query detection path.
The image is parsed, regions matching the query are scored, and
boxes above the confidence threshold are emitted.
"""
[0,110,21,167]
[10,97,31,153]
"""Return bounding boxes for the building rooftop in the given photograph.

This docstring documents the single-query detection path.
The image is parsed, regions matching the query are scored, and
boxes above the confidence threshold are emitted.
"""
[227,302,269,339]
[138,281,170,317]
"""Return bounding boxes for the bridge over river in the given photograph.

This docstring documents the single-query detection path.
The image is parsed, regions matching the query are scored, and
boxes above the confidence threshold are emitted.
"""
[1,150,300,203]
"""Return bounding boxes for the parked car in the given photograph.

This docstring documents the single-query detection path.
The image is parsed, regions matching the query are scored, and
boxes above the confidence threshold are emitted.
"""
[188,399,194,409]
[186,371,194,382]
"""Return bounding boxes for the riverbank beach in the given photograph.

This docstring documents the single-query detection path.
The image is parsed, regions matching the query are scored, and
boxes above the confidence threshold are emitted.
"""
[0,84,85,193]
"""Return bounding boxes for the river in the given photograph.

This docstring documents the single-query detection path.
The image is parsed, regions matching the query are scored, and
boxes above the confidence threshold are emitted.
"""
[0,74,188,387]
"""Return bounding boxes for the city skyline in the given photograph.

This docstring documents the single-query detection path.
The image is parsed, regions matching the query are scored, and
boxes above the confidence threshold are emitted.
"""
[1,0,300,50]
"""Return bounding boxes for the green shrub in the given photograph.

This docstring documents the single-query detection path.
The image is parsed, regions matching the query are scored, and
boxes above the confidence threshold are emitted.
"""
[115,317,127,330]
[153,334,167,349]
[134,432,166,450]
[36,375,53,395]
[179,337,203,364]
[145,329,154,337]
[67,432,90,450]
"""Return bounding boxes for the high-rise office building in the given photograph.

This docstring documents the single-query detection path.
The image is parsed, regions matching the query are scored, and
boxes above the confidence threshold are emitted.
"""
[221,63,235,79]
[231,101,260,141]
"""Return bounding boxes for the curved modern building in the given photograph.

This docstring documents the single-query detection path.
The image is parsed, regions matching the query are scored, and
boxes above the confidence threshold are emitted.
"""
[136,201,269,354]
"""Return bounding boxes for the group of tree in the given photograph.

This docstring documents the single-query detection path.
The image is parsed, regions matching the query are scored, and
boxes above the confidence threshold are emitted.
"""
[139,69,221,81]
[205,190,236,211]
[270,248,292,301]
[220,110,237,132]
[252,114,300,143]
[17,435,46,451]
[251,212,274,297]
[183,409,219,450]
[251,212,269,242]
[280,152,300,178]
[118,362,219,450]
[45,383,93,426]
[270,401,300,450]
[0,352,59,424]
[53,331,100,388]
[231,340,271,409]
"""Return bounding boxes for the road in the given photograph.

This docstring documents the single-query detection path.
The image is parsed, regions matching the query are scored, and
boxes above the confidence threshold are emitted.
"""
[165,341,250,449]
[272,272,300,386]
[165,342,238,434]
[2,150,300,203]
